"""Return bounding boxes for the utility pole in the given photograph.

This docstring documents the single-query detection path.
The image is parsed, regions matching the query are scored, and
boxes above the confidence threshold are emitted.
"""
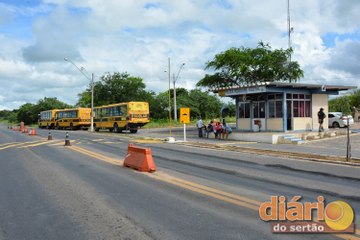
[173,63,185,122]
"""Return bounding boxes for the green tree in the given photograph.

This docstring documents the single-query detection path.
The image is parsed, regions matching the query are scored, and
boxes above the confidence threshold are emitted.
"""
[153,88,222,120]
[7,111,18,123]
[226,102,236,117]
[196,42,304,88]
[16,97,70,125]
[77,72,151,107]
[188,89,222,119]
[329,96,352,115]
[34,97,71,113]
[0,110,17,123]
[17,103,36,124]
[349,89,360,109]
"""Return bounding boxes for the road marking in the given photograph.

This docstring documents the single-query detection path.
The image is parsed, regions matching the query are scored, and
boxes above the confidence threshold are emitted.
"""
[92,139,104,142]
[0,142,18,147]
[147,171,259,211]
[17,140,60,148]
[49,142,66,146]
[131,139,164,144]
[69,145,124,166]
[0,140,44,151]
[0,142,26,150]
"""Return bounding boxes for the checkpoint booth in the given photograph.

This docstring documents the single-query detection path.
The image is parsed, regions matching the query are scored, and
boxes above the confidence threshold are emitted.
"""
[214,82,356,132]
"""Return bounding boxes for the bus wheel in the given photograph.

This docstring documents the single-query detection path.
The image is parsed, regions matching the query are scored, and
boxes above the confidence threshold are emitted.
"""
[113,123,119,133]
[130,129,137,133]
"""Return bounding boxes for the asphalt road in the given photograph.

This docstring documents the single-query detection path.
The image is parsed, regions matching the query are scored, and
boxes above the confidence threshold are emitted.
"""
[0,126,359,240]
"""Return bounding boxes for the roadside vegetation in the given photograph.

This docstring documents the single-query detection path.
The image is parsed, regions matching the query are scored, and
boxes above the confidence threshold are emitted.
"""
[328,89,360,115]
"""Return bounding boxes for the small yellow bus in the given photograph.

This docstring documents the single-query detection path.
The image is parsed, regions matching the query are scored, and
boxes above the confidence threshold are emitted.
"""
[55,108,91,130]
[93,102,149,133]
[38,109,59,129]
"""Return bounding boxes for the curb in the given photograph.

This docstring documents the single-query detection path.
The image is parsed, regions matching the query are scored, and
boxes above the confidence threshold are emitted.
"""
[175,141,360,167]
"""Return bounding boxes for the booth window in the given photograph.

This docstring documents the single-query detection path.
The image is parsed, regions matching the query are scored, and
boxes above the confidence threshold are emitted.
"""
[289,94,311,117]
[253,101,265,118]
[239,102,250,118]
[268,94,283,118]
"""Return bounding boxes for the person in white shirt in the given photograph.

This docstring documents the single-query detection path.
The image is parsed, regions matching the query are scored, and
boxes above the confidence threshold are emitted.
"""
[196,118,204,137]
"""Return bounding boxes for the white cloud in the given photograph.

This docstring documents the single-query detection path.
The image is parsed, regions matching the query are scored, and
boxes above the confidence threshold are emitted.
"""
[0,0,359,110]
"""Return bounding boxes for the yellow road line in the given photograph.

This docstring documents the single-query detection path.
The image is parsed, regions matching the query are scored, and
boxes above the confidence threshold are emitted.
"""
[131,140,164,144]
[170,175,260,206]
[17,140,58,148]
[148,173,259,211]
[70,145,123,166]
[0,142,25,150]
[0,140,43,150]
[92,139,104,142]
[0,142,18,147]
[49,142,67,146]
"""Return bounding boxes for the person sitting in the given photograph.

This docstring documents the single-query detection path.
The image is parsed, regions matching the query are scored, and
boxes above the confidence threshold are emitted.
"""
[222,125,233,139]
[205,121,214,138]
[214,122,222,139]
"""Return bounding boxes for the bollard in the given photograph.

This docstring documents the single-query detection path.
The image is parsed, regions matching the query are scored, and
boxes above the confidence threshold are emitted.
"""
[64,132,71,146]
[48,131,53,141]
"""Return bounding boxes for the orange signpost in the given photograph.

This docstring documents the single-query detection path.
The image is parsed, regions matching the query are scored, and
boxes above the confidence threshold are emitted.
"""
[180,108,190,141]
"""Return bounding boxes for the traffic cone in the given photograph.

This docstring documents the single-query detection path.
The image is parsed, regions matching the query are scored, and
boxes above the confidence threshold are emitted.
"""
[28,128,36,136]
[64,132,71,146]
[48,131,53,140]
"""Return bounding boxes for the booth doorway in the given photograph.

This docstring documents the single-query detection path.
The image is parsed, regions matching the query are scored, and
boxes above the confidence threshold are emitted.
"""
[286,100,292,131]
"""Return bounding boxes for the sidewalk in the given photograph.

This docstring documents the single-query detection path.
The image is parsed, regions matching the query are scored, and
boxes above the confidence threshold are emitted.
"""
[139,123,360,161]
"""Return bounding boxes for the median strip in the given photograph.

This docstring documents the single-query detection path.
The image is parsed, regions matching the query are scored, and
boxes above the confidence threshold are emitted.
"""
[177,142,360,165]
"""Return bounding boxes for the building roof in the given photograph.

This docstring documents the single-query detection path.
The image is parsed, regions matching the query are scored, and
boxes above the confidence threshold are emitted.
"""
[211,81,357,93]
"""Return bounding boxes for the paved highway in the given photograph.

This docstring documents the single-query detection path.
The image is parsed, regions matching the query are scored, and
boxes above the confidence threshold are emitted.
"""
[0,126,359,240]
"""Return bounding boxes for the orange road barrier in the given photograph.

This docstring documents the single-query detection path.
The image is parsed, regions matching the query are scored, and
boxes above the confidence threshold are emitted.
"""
[28,128,36,136]
[123,144,156,172]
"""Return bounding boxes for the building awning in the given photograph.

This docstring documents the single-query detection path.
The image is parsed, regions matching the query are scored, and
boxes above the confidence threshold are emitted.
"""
[211,82,357,97]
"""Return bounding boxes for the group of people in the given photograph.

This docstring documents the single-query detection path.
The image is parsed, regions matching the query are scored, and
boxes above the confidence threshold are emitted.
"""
[195,108,326,139]
[196,118,233,139]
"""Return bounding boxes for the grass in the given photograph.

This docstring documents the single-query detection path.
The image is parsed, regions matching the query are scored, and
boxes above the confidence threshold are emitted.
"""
[1,117,236,129]
[143,116,236,129]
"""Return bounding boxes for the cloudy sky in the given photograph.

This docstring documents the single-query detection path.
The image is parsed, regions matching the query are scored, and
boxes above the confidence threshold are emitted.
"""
[0,0,359,110]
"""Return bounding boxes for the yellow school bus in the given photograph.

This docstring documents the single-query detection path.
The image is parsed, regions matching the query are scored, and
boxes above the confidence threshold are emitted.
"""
[38,109,59,129]
[55,108,91,130]
[93,102,149,133]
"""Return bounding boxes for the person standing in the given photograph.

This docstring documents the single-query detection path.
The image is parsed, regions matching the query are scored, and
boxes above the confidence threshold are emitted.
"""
[317,108,326,132]
[196,117,204,137]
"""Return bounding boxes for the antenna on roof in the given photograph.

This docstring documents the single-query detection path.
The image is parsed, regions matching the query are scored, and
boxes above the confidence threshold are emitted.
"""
[287,0,294,61]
